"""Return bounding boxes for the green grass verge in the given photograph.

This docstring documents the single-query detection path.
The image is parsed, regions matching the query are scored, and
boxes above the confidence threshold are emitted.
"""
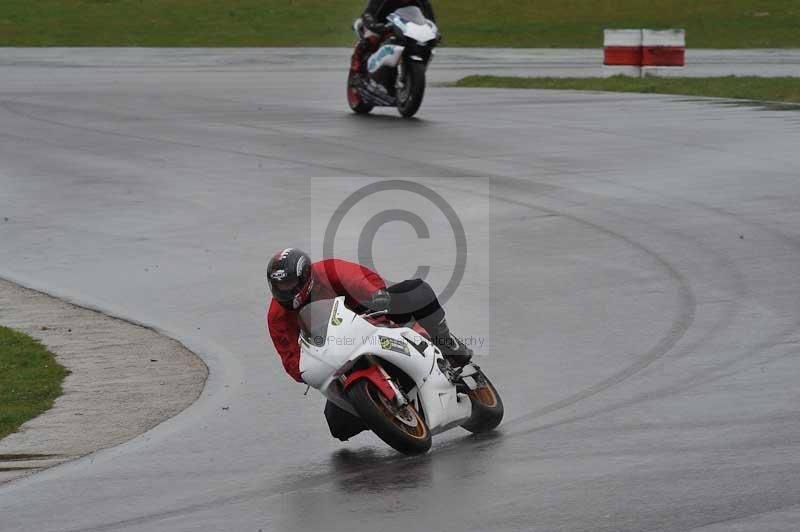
[451,75,800,104]
[0,326,69,440]
[1,0,799,47]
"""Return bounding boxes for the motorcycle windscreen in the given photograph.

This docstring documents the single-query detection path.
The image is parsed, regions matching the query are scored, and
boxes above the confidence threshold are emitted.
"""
[388,6,437,44]
[298,298,336,347]
[391,6,427,24]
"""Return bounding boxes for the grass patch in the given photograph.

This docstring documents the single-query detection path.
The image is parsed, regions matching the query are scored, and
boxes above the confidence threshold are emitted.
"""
[451,75,800,104]
[0,326,69,440]
[0,0,799,47]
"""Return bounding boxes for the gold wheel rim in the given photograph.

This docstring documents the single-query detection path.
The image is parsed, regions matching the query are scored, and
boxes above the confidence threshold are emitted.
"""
[366,383,428,439]
[470,383,498,408]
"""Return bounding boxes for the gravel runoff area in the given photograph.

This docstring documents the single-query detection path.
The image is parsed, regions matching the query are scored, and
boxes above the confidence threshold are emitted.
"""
[0,279,208,484]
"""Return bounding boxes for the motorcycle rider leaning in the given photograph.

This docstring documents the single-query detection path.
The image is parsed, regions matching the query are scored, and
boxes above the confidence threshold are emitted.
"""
[266,248,471,441]
[350,0,437,74]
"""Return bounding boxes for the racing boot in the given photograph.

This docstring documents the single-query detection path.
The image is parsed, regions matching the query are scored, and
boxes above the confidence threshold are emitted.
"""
[430,318,473,368]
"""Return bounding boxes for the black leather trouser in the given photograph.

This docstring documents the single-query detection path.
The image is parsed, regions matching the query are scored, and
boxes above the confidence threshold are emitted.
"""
[385,278,445,333]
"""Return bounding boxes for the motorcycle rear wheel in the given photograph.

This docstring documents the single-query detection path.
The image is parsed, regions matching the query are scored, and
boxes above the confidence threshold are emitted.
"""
[347,71,374,114]
[347,379,432,455]
[396,61,426,118]
[461,372,504,433]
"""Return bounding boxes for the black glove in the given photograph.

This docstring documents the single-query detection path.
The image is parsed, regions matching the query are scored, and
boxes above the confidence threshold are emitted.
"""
[362,13,387,34]
[365,289,391,313]
[362,13,377,30]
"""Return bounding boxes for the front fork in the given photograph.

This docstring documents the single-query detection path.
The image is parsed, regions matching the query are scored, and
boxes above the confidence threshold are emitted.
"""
[395,51,433,93]
[395,60,406,92]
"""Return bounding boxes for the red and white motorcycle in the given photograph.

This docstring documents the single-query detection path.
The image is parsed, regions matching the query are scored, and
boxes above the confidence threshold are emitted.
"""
[298,297,503,455]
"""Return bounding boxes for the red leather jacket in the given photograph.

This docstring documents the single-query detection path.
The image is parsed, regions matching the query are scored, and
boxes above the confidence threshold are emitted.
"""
[266,259,385,382]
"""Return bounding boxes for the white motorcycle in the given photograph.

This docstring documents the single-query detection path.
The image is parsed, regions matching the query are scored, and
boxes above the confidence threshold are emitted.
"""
[347,6,440,118]
[298,297,503,455]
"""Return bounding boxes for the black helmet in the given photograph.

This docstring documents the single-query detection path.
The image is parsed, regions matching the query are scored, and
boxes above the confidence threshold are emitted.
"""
[267,248,315,310]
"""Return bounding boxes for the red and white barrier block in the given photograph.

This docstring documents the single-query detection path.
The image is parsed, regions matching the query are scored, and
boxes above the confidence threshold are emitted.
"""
[603,29,685,77]
[603,29,642,77]
[642,29,685,77]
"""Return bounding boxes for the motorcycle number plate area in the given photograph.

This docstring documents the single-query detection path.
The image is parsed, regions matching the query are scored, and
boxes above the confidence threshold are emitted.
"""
[461,375,479,391]
[456,364,481,390]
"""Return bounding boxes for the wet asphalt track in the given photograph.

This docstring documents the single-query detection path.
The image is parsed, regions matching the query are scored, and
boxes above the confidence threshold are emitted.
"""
[1,50,800,532]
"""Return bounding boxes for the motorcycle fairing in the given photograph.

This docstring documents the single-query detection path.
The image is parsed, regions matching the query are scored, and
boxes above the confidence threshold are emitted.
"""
[368,44,405,73]
[388,21,437,45]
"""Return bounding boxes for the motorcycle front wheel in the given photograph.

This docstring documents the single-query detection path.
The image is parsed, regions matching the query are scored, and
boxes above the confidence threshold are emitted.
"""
[460,372,504,433]
[347,379,432,455]
[396,60,426,118]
